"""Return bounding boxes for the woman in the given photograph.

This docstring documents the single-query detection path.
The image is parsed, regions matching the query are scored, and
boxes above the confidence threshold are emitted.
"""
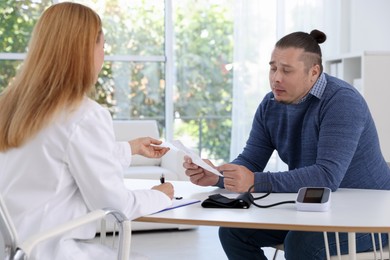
[0,2,174,259]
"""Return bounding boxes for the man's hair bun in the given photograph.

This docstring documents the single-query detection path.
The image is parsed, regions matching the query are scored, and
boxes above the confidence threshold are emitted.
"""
[310,29,326,44]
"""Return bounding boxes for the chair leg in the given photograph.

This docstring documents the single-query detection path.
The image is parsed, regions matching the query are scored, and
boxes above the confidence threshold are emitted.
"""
[273,249,279,260]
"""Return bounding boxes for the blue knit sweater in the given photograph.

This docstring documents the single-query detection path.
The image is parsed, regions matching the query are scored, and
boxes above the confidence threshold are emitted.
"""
[230,73,390,192]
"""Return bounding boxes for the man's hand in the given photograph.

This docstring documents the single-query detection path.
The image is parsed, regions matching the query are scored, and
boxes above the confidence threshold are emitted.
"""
[129,137,170,158]
[183,155,219,186]
[217,164,255,193]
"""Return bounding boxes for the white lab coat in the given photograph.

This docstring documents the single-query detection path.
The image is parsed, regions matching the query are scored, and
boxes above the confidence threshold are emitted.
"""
[0,97,171,259]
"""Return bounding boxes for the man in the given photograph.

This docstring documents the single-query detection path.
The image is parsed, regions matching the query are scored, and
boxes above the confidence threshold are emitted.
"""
[183,29,390,259]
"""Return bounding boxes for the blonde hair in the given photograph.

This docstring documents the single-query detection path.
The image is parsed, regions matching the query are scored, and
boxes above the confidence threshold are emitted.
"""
[0,2,102,151]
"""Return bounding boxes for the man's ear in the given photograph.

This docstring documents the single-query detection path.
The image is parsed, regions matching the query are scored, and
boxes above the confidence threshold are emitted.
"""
[310,64,321,79]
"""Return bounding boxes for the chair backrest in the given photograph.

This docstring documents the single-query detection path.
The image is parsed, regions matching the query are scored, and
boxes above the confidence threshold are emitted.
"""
[0,194,19,260]
[1,196,132,260]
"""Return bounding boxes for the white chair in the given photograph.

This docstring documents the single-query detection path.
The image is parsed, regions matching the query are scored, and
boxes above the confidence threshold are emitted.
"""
[324,232,390,260]
[272,232,389,260]
[0,195,132,260]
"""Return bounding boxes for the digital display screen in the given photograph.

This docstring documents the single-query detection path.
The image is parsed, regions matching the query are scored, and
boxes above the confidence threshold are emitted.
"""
[303,188,324,203]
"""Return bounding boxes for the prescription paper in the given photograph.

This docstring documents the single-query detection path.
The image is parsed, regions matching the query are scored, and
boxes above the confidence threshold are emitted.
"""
[161,140,223,176]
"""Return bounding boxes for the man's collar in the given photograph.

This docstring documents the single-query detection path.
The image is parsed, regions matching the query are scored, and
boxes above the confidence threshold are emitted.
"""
[309,72,327,99]
[298,73,326,103]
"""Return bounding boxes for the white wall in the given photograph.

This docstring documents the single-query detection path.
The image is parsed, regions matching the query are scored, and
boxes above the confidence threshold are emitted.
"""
[323,0,390,56]
[350,0,390,53]
[324,0,390,161]
[349,0,390,161]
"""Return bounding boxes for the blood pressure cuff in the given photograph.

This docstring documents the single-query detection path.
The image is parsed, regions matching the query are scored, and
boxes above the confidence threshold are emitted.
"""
[201,193,251,209]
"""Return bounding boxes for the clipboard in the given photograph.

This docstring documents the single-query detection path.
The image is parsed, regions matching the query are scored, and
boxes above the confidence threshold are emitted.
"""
[155,198,201,213]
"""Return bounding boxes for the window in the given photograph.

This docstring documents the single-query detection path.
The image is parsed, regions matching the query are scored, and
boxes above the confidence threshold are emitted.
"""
[172,0,234,163]
[74,0,166,125]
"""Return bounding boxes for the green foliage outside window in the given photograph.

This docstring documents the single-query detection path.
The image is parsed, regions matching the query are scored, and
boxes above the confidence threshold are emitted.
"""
[173,3,233,162]
[0,0,51,92]
[98,0,165,120]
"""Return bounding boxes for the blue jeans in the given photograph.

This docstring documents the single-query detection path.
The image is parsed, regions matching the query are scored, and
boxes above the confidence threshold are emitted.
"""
[219,227,388,260]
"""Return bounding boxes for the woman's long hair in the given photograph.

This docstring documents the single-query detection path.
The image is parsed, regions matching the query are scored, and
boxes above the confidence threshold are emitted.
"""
[0,2,102,151]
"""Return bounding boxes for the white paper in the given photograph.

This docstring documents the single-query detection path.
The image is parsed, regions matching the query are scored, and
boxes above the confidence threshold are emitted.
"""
[160,140,223,176]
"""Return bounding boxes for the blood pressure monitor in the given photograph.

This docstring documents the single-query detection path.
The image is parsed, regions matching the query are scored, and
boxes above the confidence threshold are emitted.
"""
[296,187,331,212]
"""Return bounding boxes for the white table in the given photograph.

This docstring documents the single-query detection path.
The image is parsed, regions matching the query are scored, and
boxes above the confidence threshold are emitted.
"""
[125,179,390,233]
[125,179,390,259]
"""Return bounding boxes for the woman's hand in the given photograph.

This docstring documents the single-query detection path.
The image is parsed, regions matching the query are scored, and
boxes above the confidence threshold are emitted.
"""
[152,182,174,199]
[129,137,170,158]
[183,155,219,186]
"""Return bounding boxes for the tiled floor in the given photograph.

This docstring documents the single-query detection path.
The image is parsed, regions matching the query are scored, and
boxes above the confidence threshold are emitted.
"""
[130,226,285,259]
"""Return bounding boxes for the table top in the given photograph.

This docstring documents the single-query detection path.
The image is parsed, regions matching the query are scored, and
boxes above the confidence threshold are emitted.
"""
[125,179,390,233]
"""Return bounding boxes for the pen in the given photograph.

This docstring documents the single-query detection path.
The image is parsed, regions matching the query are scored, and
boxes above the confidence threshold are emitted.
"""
[160,174,181,199]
